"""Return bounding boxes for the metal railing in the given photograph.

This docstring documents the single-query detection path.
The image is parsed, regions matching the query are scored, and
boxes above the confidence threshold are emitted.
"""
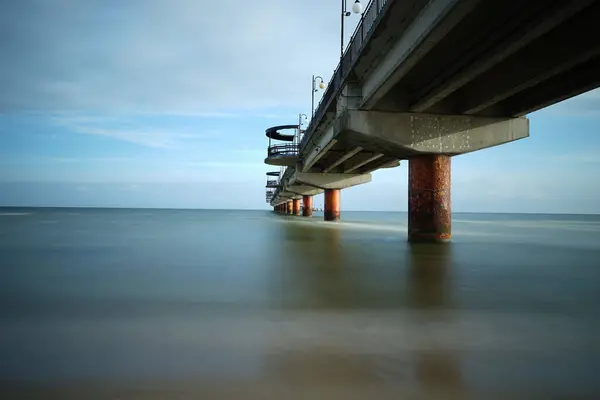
[267,143,299,158]
[266,190,275,202]
[301,0,390,151]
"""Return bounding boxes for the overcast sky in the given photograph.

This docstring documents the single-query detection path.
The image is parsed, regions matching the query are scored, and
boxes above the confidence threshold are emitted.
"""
[1,0,599,213]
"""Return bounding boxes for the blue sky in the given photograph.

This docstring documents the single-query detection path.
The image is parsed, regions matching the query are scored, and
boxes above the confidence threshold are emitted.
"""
[1,0,599,213]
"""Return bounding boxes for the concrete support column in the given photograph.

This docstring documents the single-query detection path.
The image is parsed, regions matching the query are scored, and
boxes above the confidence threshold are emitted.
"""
[302,195,313,217]
[324,189,341,222]
[287,201,293,215]
[293,199,301,216]
[408,155,451,242]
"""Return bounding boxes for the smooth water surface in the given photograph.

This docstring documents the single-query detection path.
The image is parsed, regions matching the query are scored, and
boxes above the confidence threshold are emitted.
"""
[1,208,599,398]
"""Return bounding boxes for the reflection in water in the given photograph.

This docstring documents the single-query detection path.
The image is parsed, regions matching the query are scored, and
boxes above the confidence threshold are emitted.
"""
[4,210,598,398]
[407,242,453,309]
[408,243,463,394]
[268,218,464,396]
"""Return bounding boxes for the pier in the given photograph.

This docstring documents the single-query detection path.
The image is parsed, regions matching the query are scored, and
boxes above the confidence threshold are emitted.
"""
[265,0,600,242]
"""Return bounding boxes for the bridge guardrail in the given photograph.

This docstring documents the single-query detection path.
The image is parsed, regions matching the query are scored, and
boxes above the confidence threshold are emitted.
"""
[267,143,299,157]
[301,0,390,151]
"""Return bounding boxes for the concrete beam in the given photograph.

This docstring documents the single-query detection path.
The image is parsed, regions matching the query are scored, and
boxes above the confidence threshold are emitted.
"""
[302,124,337,171]
[363,160,401,173]
[361,0,479,109]
[290,171,371,190]
[323,146,363,173]
[278,191,301,200]
[344,153,384,173]
[337,110,529,157]
[410,0,596,112]
[284,184,323,197]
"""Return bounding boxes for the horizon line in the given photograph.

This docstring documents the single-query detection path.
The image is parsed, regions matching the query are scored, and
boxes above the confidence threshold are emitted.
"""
[0,205,599,216]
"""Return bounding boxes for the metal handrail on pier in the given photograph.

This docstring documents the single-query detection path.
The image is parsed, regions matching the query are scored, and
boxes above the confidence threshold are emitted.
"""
[267,143,299,157]
[300,0,390,151]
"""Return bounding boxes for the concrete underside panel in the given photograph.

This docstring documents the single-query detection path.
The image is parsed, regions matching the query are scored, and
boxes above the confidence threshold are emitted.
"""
[277,191,302,200]
[290,172,371,190]
[302,124,336,172]
[264,155,299,167]
[282,184,323,197]
[336,110,529,158]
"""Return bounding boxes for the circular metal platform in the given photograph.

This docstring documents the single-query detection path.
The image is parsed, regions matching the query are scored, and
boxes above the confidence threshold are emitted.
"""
[264,155,298,166]
[265,125,298,142]
[264,143,299,166]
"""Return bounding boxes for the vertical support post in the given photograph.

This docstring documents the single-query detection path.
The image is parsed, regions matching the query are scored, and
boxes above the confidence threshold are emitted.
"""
[408,155,451,242]
[287,201,293,215]
[302,195,313,217]
[293,199,301,216]
[324,189,341,221]
[341,0,345,60]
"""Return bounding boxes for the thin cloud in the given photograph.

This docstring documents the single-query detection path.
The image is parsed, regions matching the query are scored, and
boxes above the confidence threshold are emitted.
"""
[0,0,345,115]
[534,88,600,117]
[52,114,225,148]
[551,153,600,164]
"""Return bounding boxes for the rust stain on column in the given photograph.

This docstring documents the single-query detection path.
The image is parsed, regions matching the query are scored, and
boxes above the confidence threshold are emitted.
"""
[302,195,313,217]
[324,189,341,222]
[293,199,301,215]
[408,155,451,242]
[287,201,293,215]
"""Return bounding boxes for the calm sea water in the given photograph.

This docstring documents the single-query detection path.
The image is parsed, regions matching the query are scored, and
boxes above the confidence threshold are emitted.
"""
[1,208,599,399]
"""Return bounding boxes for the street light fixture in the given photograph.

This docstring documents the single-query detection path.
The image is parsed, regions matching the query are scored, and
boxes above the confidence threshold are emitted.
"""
[341,0,362,59]
[298,113,308,143]
[311,75,325,119]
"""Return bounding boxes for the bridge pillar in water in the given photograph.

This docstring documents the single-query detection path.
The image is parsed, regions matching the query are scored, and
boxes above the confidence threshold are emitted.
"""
[293,199,301,215]
[287,201,293,215]
[302,195,313,217]
[324,189,341,222]
[408,155,451,242]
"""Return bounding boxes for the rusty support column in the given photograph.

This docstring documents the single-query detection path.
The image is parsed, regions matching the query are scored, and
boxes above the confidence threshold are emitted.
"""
[302,195,313,217]
[324,189,341,222]
[293,199,301,215]
[287,201,293,215]
[408,155,451,242]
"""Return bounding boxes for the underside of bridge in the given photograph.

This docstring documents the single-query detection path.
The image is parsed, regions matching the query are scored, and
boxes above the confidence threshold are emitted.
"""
[268,0,600,242]
[360,0,600,116]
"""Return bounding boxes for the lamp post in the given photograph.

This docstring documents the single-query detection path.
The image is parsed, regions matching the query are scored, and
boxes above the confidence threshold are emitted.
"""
[341,0,363,60]
[311,75,325,120]
[298,113,308,144]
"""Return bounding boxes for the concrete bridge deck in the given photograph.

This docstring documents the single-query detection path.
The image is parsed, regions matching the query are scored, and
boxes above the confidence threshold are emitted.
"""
[265,0,600,242]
